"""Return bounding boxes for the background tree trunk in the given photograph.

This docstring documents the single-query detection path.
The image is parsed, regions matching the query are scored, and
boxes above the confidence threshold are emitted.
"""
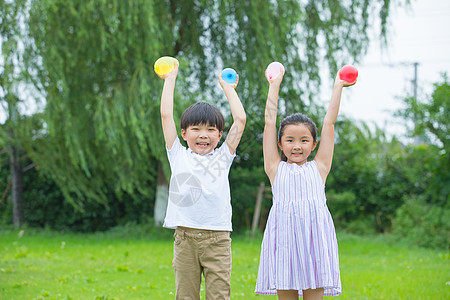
[9,130,24,229]
[251,182,265,237]
[154,162,169,226]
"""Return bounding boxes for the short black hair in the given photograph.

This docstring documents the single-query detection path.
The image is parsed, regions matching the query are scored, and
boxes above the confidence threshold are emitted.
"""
[180,102,225,132]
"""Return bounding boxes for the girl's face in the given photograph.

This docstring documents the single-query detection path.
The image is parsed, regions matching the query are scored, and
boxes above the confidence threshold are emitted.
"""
[278,124,317,165]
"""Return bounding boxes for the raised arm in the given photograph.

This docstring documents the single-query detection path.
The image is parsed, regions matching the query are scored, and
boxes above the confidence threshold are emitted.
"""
[263,69,284,185]
[218,73,246,155]
[159,62,179,149]
[315,73,356,183]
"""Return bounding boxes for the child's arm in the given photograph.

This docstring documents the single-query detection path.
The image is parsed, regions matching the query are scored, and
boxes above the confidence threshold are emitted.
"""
[315,73,356,183]
[263,69,284,185]
[159,62,179,150]
[218,74,246,155]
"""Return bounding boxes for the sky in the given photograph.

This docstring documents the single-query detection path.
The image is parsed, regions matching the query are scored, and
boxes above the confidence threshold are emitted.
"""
[321,0,450,138]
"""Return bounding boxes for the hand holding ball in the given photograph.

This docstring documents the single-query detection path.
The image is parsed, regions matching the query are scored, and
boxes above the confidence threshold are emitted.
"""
[154,56,178,77]
[221,68,238,84]
[265,62,285,80]
[338,65,358,83]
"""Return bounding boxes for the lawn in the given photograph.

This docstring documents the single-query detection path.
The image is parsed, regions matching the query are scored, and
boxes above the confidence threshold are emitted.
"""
[0,228,448,299]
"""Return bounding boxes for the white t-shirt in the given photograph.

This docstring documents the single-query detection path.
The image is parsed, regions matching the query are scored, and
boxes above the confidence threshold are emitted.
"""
[163,137,236,231]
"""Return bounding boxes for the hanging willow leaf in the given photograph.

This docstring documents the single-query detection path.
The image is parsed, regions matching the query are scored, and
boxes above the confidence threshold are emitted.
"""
[18,0,404,206]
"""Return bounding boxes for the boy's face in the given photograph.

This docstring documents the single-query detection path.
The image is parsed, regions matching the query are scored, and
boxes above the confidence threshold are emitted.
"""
[181,123,223,155]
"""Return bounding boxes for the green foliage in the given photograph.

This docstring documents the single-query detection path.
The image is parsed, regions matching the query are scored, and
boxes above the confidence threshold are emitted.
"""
[323,78,449,249]
[327,120,399,232]
[389,77,450,249]
[396,76,450,207]
[326,119,447,239]
[394,196,450,249]
[0,0,39,152]
[230,165,268,231]
[326,191,377,235]
[24,0,167,205]
[397,74,449,148]
[19,0,398,208]
[0,155,157,232]
[1,0,33,228]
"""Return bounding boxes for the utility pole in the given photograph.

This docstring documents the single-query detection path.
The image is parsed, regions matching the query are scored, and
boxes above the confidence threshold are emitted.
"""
[388,61,423,144]
[412,62,419,99]
[388,61,420,98]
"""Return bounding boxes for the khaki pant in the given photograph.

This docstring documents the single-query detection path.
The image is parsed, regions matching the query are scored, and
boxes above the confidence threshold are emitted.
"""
[173,227,232,300]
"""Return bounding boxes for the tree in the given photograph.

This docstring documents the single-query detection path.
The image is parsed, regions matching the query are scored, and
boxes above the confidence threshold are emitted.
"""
[398,75,449,149]
[0,0,35,228]
[24,1,168,210]
[392,77,450,248]
[396,75,449,206]
[20,0,403,228]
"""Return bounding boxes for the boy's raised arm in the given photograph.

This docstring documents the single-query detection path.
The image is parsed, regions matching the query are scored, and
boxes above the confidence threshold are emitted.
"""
[160,63,179,149]
[218,74,246,155]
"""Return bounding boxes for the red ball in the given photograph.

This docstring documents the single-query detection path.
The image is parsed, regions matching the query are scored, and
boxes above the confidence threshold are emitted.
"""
[339,65,358,83]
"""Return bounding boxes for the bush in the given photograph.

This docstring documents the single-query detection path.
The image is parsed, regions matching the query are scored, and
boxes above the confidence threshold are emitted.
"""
[327,191,376,235]
[393,196,450,249]
[327,191,358,224]
[230,164,268,232]
[0,160,156,232]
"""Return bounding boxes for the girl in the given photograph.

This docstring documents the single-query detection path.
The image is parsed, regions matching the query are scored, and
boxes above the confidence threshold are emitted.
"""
[255,67,356,299]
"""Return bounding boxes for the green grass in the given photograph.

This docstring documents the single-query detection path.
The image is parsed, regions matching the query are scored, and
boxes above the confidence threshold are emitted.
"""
[0,229,448,299]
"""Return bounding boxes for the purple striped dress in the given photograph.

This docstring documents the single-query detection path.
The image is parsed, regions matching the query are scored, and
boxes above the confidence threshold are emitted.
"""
[255,160,341,296]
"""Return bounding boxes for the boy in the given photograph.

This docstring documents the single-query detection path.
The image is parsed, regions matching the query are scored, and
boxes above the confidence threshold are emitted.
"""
[158,61,246,300]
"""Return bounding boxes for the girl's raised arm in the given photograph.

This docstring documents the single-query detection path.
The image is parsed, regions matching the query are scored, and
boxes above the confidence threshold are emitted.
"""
[263,69,284,185]
[315,73,356,183]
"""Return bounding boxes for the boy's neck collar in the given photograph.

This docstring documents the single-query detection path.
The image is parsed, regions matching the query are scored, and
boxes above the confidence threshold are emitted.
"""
[189,148,215,156]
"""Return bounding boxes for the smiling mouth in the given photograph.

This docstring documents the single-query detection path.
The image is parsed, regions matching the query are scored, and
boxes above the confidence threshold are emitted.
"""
[197,142,210,148]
